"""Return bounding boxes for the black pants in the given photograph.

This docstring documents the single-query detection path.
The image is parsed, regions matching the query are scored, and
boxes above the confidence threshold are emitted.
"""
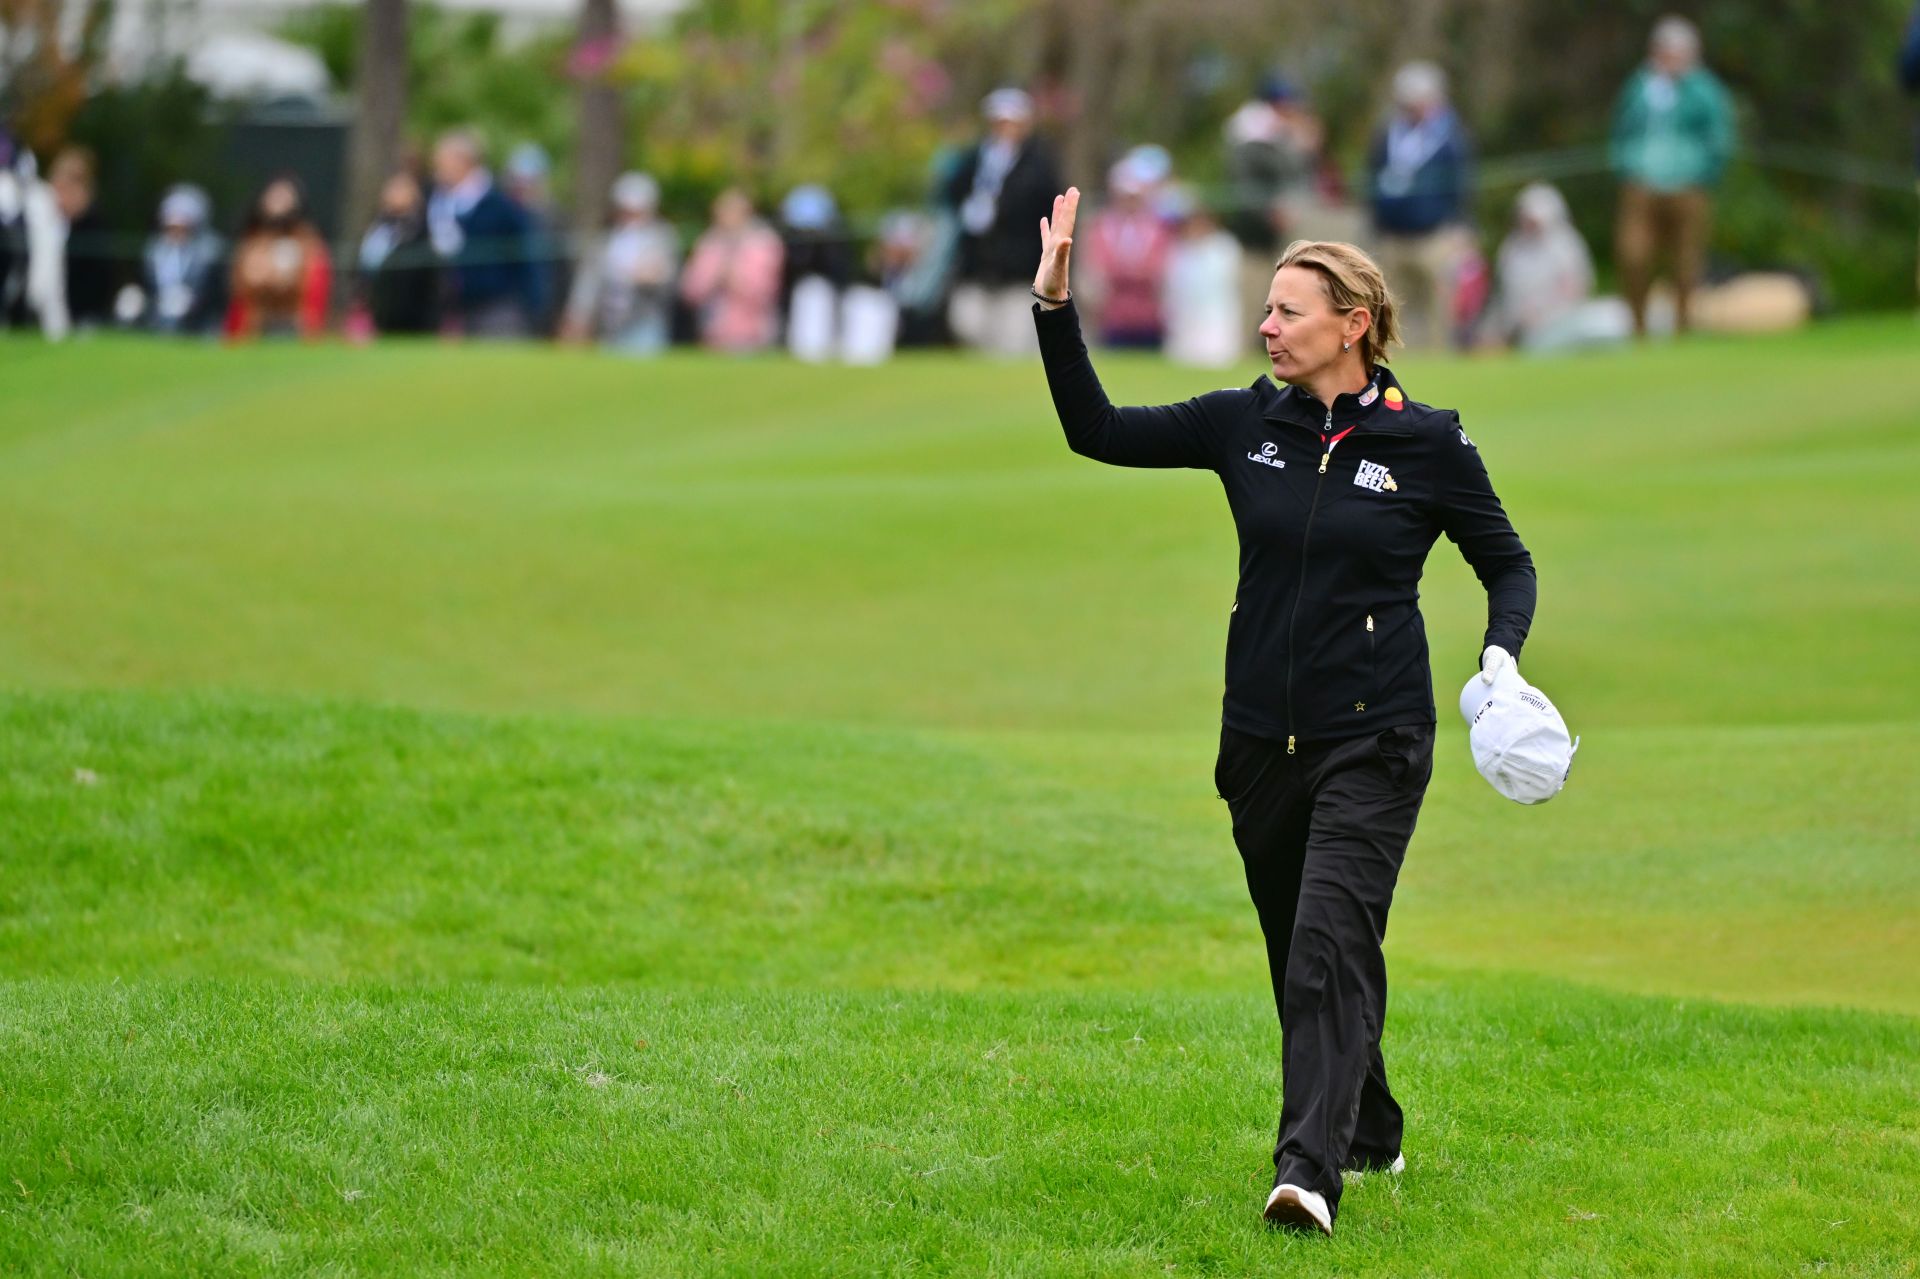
[1213,721,1434,1219]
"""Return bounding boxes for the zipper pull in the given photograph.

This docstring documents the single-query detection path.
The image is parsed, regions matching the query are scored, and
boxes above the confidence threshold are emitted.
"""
[1366,615,1374,632]
[1286,735,1296,755]
[1318,452,1330,474]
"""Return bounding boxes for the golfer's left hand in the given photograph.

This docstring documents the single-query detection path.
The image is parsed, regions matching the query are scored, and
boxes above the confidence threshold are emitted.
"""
[1034,187,1079,304]
[1480,645,1514,684]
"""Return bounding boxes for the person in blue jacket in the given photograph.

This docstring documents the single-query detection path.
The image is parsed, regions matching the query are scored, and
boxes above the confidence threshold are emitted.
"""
[427,130,543,338]
[1366,62,1475,350]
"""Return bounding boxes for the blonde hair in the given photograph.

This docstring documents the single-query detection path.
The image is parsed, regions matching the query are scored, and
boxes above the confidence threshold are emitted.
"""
[1274,239,1401,367]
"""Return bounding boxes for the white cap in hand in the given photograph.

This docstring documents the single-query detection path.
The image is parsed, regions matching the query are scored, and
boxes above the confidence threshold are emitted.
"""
[1458,663,1578,804]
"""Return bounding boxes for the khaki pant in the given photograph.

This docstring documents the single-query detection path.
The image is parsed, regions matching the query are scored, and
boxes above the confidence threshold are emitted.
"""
[1239,246,1279,355]
[948,282,1040,358]
[1375,227,1472,351]
[1615,183,1712,335]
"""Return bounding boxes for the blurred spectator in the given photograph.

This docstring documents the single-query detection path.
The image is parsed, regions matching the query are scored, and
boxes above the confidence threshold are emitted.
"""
[358,171,441,335]
[1121,144,1174,197]
[140,185,226,335]
[1610,16,1734,337]
[0,136,69,338]
[1897,2,1920,298]
[1367,61,1475,349]
[767,185,898,366]
[428,130,541,338]
[1223,75,1325,330]
[563,171,680,356]
[504,142,563,335]
[1084,153,1173,348]
[943,87,1060,357]
[1485,182,1630,352]
[875,209,949,347]
[0,129,19,325]
[679,187,784,353]
[836,283,900,365]
[1161,190,1246,368]
[778,183,854,362]
[226,175,331,339]
[50,147,114,331]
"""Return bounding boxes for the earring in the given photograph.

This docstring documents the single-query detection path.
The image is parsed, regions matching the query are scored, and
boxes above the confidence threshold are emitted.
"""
[1343,341,1351,351]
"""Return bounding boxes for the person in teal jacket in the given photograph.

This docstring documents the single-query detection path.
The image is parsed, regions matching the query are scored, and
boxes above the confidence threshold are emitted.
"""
[1609,15,1735,335]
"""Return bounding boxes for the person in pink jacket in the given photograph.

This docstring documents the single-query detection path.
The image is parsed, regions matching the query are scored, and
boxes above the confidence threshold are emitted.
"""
[1083,154,1174,348]
[679,187,785,352]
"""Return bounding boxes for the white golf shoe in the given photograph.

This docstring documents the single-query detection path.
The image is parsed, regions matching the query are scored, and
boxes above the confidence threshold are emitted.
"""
[1342,1152,1406,1182]
[1263,1182,1333,1235]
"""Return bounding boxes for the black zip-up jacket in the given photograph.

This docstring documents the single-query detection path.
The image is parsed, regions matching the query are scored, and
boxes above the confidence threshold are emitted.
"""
[1036,300,1535,748]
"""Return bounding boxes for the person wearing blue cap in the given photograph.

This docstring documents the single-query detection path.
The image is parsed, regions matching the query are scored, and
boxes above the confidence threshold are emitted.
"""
[778,184,854,362]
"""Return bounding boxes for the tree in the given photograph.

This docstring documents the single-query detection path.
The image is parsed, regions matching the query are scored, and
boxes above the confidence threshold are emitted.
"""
[0,0,113,154]
[342,0,409,244]
[571,0,623,238]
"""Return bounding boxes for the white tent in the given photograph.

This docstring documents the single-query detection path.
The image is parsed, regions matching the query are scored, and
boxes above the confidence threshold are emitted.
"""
[184,31,332,101]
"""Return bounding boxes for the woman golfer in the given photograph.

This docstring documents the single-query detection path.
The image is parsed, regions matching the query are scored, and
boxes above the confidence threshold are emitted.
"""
[1031,188,1536,1236]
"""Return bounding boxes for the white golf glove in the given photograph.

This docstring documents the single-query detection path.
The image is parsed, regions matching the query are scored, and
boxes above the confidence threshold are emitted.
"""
[1480,644,1514,685]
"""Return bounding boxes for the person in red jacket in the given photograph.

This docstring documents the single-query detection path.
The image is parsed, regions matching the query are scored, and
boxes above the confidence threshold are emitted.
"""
[227,175,331,340]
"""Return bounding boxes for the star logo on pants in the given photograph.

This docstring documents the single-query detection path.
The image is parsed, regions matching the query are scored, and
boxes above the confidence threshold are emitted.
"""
[1354,701,1366,712]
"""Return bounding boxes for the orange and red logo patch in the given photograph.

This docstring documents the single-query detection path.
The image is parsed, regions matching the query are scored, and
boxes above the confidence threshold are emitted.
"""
[1383,386,1404,412]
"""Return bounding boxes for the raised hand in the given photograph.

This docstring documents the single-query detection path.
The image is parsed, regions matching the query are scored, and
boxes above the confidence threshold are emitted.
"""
[1033,187,1080,305]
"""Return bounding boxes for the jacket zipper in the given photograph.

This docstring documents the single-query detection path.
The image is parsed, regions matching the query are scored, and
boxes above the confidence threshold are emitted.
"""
[1285,403,1336,754]
[1367,613,1376,695]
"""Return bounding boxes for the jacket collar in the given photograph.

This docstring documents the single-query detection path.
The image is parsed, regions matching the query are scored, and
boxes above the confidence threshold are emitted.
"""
[1257,364,1419,435]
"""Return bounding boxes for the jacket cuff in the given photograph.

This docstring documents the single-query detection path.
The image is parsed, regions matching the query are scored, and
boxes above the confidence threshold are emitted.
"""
[1032,298,1078,328]
[1484,630,1526,662]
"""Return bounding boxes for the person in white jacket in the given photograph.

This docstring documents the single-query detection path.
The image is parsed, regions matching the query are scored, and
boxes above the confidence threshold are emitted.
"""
[1485,183,1629,353]
[0,140,70,340]
[1161,189,1246,367]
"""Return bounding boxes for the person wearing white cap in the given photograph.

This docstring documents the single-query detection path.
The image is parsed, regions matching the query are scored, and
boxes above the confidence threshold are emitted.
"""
[942,86,1061,357]
[1030,193,1540,1237]
[563,171,680,356]
[141,184,226,336]
[1484,182,1631,353]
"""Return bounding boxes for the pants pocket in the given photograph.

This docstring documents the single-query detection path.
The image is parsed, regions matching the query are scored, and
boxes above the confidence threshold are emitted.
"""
[1375,724,1435,789]
[1214,724,1279,804]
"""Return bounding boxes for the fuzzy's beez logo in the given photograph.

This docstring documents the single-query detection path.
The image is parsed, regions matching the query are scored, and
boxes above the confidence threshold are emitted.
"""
[1246,442,1286,469]
[1354,460,1397,492]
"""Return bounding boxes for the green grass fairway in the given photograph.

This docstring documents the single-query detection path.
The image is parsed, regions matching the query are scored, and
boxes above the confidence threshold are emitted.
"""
[3,325,1918,1275]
